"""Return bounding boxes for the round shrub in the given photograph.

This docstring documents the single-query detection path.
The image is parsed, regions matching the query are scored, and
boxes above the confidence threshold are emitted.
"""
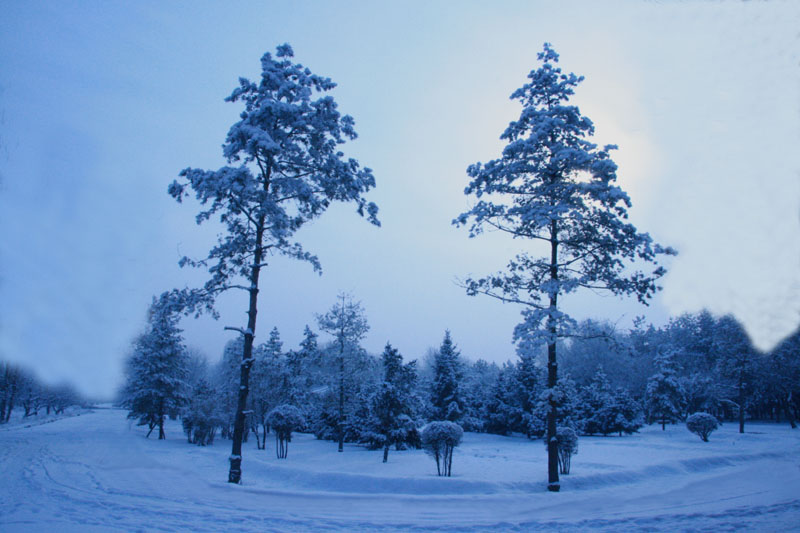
[686,412,719,442]
[266,404,305,458]
[421,421,463,477]
[556,426,578,474]
[543,426,579,474]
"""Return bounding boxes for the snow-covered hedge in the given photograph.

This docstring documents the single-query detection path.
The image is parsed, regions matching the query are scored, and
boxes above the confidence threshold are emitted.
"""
[421,421,463,477]
[267,405,305,458]
[686,412,719,442]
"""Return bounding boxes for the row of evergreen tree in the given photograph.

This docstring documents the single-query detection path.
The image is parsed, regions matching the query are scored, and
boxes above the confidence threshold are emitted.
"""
[0,360,83,423]
[120,295,800,453]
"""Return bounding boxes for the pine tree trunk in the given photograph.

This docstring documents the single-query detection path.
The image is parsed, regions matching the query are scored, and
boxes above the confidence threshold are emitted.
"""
[338,357,345,453]
[738,403,745,433]
[784,394,797,429]
[5,384,15,422]
[158,402,166,440]
[338,316,346,453]
[383,442,389,463]
[546,221,560,493]
[738,376,745,434]
[228,216,266,484]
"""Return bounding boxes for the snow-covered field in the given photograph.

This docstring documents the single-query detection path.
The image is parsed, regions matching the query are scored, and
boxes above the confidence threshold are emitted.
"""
[2,408,799,532]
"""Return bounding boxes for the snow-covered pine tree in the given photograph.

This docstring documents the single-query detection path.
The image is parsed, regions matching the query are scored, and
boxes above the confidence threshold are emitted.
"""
[646,350,685,430]
[681,373,724,420]
[714,315,761,434]
[167,44,379,483]
[249,327,288,450]
[534,374,583,437]
[286,325,318,407]
[183,378,224,446]
[454,43,674,491]
[460,359,500,432]
[214,339,243,440]
[368,343,419,462]
[485,362,522,435]
[431,331,463,422]
[517,351,545,438]
[316,294,370,452]
[609,387,644,436]
[121,293,190,440]
[768,330,800,429]
[581,367,614,435]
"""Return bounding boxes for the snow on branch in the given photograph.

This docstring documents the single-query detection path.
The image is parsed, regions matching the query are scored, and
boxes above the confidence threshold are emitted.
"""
[224,326,254,336]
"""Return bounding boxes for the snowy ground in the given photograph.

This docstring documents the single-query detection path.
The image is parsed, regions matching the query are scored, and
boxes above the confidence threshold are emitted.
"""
[2,408,799,532]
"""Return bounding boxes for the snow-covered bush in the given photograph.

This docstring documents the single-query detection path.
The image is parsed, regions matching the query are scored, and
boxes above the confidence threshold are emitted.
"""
[550,426,578,474]
[686,412,718,442]
[421,421,463,477]
[266,405,305,459]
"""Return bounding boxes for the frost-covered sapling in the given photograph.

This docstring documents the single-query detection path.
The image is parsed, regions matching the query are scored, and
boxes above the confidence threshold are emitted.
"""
[168,44,379,483]
[266,405,305,459]
[316,294,370,453]
[686,412,718,442]
[454,42,674,491]
[421,421,463,477]
[370,343,419,463]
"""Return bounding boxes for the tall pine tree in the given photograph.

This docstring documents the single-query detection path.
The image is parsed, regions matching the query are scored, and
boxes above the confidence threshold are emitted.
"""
[168,44,379,483]
[454,43,674,491]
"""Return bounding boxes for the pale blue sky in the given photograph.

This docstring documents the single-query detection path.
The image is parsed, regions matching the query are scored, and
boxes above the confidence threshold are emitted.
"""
[1,1,798,398]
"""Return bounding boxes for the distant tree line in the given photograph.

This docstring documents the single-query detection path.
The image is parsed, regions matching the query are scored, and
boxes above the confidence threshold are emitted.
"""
[120,294,800,462]
[0,360,83,423]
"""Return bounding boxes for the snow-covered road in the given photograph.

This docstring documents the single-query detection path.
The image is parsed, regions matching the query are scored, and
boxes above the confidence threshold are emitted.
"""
[1,408,799,531]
